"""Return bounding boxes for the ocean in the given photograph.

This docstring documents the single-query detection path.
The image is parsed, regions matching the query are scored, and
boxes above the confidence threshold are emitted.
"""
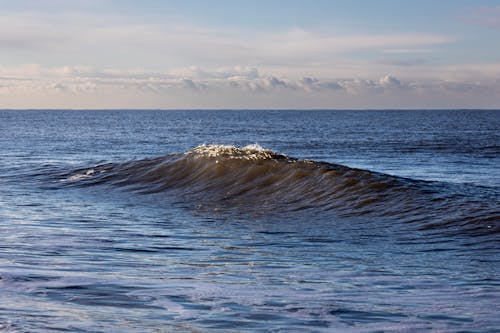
[0,109,499,332]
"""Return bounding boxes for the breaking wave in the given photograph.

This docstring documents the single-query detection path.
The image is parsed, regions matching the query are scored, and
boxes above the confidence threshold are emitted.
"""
[58,144,498,235]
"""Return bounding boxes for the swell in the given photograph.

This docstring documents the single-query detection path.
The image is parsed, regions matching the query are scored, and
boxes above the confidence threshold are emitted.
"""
[57,145,499,235]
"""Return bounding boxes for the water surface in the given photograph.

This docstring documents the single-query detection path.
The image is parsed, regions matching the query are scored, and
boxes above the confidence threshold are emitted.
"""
[0,110,499,332]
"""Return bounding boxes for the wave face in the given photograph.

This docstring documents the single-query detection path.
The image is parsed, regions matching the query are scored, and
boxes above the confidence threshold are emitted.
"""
[58,145,499,235]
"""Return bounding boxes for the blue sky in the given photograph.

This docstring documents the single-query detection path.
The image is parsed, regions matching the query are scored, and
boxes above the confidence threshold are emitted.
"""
[1,0,499,108]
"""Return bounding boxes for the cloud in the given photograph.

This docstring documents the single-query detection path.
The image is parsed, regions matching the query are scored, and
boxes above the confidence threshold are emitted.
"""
[1,64,498,109]
[437,81,485,94]
[381,48,437,54]
[0,9,456,71]
[262,76,288,89]
[299,77,343,92]
[168,66,260,80]
[376,58,429,67]
[378,75,402,88]
[254,28,452,55]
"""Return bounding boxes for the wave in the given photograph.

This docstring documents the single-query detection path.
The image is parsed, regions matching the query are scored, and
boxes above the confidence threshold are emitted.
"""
[58,144,498,235]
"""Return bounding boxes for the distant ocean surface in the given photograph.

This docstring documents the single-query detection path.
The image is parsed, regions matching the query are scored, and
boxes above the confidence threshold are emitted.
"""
[0,109,499,333]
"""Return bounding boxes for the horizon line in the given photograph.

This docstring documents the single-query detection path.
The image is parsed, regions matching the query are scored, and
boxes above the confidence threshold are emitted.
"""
[1,108,499,111]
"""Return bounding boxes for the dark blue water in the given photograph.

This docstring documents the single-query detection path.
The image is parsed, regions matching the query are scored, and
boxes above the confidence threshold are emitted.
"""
[0,110,499,332]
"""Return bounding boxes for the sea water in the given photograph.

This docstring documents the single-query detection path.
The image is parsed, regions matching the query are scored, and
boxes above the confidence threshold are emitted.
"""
[0,110,499,332]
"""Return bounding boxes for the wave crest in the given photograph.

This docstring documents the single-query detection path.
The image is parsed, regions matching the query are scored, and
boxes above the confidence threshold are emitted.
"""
[186,144,289,161]
[56,145,499,235]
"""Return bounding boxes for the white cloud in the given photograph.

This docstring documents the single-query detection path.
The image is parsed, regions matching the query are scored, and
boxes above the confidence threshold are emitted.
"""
[378,75,402,88]
[0,64,499,109]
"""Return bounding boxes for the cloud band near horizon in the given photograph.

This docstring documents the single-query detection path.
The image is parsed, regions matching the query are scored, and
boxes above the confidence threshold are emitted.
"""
[1,64,499,109]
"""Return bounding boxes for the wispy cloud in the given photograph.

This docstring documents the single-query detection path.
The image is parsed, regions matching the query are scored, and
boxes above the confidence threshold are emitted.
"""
[0,10,455,70]
[376,58,429,67]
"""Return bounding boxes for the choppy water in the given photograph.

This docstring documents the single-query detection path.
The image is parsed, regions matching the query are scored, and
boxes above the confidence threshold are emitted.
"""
[0,110,499,332]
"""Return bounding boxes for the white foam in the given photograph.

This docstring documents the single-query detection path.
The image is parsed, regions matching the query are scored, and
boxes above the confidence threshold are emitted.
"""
[65,168,95,181]
[62,167,105,182]
[242,143,265,151]
[186,144,282,161]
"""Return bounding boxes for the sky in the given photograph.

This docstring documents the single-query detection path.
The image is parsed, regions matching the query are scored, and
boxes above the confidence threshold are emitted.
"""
[1,0,500,109]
